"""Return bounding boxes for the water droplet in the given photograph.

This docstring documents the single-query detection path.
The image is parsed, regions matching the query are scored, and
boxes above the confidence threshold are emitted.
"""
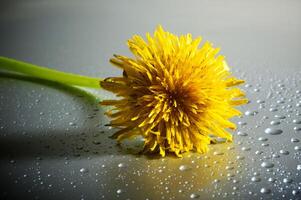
[297,165,301,170]
[190,193,200,199]
[238,121,247,126]
[236,156,245,160]
[79,168,88,173]
[116,189,123,194]
[255,150,263,155]
[279,150,289,155]
[291,138,299,143]
[258,137,268,141]
[225,166,234,170]
[251,176,261,182]
[256,100,265,104]
[293,119,301,124]
[213,151,224,156]
[261,162,274,168]
[232,179,239,184]
[274,115,285,119]
[213,179,220,184]
[292,190,299,196]
[261,143,269,147]
[294,127,301,131]
[237,131,248,136]
[179,165,191,171]
[294,146,301,151]
[245,110,258,116]
[213,137,227,143]
[268,177,276,182]
[269,108,278,112]
[264,128,283,135]
[69,122,76,126]
[93,140,101,145]
[241,147,251,151]
[118,163,125,168]
[283,178,293,184]
[277,83,284,87]
[270,121,280,125]
[260,188,271,194]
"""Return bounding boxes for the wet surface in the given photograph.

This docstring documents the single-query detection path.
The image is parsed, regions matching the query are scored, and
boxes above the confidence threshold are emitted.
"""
[1,0,301,199]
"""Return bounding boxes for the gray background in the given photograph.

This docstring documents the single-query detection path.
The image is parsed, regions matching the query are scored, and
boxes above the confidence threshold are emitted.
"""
[0,0,301,200]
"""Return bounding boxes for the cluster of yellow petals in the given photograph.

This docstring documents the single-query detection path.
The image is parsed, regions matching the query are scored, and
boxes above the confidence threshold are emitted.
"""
[101,26,247,157]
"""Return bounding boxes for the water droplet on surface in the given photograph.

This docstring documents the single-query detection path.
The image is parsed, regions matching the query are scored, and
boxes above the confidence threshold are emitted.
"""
[213,151,224,156]
[269,108,278,112]
[283,178,293,184]
[232,179,239,184]
[279,150,289,155]
[293,119,301,124]
[260,188,271,194]
[237,131,248,136]
[255,150,263,155]
[274,115,286,119]
[179,165,191,171]
[256,100,265,104]
[294,127,301,131]
[116,189,123,194]
[261,143,269,147]
[291,138,299,143]
[294,146,301,151]
[292,190,299,196]
[213,179,220,184]
[190,193,200,199]
[264,128,283,135]
[270,121,280,125]
[251,176,261,182]
[92,140,101,145]
[79,168,88,173]
[297,165,301,170]
[241,147,251,151]
[261,162,274,168]
[245,110,258,116]
[118,163,125,168]
[69,122,76,126]
[238,121,247,126]
[236,156,245,160]
[225,166,234,170]
[268,177,276,182]
[258,137,268,141]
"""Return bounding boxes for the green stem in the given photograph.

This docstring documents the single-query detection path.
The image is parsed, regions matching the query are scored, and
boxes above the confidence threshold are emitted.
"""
[0,56,101,88]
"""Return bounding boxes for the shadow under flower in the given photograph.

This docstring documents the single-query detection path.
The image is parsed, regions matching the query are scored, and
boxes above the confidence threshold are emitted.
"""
[0,72,131,159]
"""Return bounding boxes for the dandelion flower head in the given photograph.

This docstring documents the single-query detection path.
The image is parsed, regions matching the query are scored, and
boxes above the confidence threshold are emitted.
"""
[101,26,247,157]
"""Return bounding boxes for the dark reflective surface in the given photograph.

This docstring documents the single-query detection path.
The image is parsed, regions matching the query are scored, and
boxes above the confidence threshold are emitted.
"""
[0,1,301,199]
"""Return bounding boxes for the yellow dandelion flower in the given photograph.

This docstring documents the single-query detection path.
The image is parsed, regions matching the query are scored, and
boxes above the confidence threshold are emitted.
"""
[0,26,247,157]
[101,26,248,157]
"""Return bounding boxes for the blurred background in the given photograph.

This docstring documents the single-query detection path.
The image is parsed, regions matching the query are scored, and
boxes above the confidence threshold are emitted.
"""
[0,0,301,199]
